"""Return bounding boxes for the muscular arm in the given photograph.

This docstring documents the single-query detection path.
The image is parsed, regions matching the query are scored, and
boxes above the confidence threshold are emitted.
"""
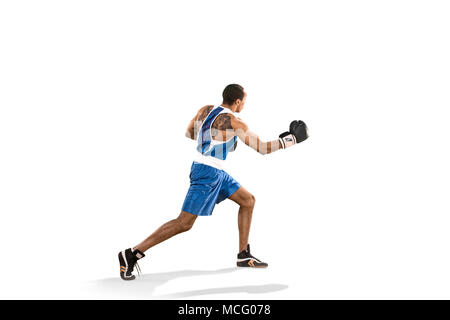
[185,116,196,140]
[185,105,214,140]
[186,107,283,155]
[231,116,282,155]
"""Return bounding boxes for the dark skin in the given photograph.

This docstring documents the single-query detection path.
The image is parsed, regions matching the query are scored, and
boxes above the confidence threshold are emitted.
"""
[135,95,282,253]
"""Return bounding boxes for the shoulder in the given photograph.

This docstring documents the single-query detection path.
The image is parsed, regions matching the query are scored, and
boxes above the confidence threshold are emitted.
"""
[195,105,214,122]
[200,105,214,113]
[198,105,214,119]
[214,113,247,131]
[212,112,234,130]
[229,114,248,131]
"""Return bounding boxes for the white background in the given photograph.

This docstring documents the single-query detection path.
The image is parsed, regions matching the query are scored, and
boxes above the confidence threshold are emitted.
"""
[1,0,450,299]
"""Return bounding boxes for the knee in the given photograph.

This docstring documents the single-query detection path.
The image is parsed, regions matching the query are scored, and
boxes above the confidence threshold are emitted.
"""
[176,216,195,232]
[242,194,256,209]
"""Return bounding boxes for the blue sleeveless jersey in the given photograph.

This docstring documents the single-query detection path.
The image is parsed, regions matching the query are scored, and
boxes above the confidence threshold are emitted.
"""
[183,105,241,215]
[196,106,237,161]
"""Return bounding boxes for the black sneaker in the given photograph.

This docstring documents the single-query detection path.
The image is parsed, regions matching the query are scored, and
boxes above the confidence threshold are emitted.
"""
[236,244,268,268]
[118,248,145,280]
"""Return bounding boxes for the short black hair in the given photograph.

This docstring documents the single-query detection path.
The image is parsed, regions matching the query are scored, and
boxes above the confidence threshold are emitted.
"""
[222,84,245,105]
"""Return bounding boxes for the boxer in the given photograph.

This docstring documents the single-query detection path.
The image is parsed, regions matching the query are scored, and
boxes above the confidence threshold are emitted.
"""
[119,84,308,280]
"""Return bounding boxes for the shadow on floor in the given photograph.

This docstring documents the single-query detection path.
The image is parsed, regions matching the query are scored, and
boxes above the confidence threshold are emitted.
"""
[93,268,288,298]
[157,283,289,299]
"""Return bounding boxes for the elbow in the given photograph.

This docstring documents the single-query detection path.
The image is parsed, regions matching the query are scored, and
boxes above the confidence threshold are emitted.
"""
[185,131,195,140]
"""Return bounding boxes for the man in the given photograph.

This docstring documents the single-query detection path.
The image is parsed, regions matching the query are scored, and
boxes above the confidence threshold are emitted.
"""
[118,84,308,280]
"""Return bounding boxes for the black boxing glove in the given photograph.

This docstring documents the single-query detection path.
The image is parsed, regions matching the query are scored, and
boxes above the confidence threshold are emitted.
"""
[290,120,309,143]
[279,120,309,149]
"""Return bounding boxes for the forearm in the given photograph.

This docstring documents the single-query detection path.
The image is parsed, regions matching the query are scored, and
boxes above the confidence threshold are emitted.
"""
[258,139,283,155]
[234,118,309,155]
[244,133,282,155]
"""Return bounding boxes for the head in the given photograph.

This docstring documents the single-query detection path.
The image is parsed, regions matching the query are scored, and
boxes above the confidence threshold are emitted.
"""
[222,84,246,113]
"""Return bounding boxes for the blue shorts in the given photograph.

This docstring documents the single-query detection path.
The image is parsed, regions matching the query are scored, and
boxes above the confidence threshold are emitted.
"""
[182,162,241,216]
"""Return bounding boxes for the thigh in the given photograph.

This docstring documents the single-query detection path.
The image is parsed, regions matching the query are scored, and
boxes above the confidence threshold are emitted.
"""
[182,163,222,216]
[216,171,241,204]
[227,186,252,207]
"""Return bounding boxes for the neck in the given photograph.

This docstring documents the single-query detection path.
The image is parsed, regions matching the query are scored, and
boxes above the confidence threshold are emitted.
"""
[221,103,237,113]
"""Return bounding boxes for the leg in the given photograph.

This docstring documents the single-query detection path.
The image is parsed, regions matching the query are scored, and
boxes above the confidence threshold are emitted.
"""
[134,211,197,253]
[228,186,256,252]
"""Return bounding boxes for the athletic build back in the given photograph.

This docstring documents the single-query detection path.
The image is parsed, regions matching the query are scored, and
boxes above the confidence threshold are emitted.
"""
[195,105,238,169]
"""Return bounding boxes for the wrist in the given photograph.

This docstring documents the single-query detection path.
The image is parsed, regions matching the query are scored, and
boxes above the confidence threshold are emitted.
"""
[279,133,296,149]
